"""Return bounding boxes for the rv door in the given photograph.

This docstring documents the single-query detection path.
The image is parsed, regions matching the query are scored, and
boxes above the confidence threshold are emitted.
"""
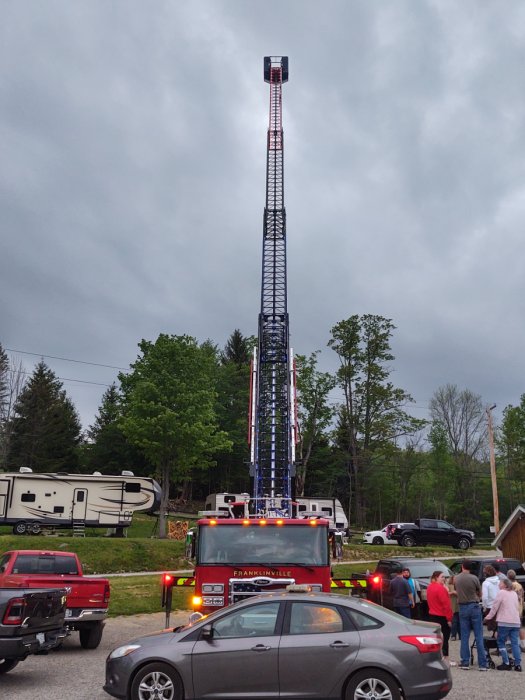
[0,479,8,518]
[72,488,88,520]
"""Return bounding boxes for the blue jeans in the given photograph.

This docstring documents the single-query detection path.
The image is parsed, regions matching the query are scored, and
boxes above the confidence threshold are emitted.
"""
[459,602,487,668]
[497,625,521,666]
[394,605,412,618]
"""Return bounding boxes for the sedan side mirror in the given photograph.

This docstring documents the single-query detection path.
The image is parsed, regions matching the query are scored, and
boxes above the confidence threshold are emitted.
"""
[201,624,214,640]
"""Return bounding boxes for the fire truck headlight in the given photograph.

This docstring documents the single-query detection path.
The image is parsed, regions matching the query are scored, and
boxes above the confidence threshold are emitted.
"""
[192,596,203,607]
[202,584,224,594]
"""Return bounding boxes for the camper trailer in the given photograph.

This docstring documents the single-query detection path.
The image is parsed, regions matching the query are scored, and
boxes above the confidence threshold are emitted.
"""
[204,493,348,532]
[0,469,162,534]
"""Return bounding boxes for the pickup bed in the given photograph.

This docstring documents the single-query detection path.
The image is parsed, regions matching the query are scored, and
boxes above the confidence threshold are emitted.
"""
[0,586,66,674]
[390,518,476,550]
[0,550,110,649]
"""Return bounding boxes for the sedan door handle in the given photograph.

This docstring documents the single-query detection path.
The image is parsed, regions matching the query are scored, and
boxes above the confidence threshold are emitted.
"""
[251,644,271,651]
[329,641,349,648]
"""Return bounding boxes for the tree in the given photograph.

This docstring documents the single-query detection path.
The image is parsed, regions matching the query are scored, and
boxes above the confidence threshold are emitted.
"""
[8,361,82,472]
[0,345,26,469]
[429,384,488,524]
[328,315,425,527]
[119,334,232,537]
[498,397,525,507]
[294,351,336,496]
[84,383,150,476]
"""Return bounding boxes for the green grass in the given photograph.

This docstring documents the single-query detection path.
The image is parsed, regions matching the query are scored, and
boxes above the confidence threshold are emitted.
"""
[108,575,193,617]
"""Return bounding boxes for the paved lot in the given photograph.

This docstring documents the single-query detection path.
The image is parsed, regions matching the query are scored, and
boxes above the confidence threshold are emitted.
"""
[2,614,523,699]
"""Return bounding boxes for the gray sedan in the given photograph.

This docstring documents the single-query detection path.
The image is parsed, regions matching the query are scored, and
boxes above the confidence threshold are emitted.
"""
[104,590,452,700]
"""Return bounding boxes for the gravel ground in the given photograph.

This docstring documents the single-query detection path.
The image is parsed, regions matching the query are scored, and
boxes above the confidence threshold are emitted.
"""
[2,614,522,699]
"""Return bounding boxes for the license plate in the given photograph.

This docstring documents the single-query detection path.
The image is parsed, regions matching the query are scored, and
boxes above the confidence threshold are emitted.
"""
[36,633,45,645]
[65,609,72,617]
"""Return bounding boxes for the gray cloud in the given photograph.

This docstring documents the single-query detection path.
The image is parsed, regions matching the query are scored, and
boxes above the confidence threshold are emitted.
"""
[2,0,524,430]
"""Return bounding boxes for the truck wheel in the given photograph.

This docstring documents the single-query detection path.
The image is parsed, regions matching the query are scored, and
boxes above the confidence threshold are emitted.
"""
[13,521,27,535]
[372,536,384,545]
[0,658,20,675]
[345,669,400,700]
[130,662,182,700]
[457,538,471,550]
[401,534,416,547]
[79,622,104,649]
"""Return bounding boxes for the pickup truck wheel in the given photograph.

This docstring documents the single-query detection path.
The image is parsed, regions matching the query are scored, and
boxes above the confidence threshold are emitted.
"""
[13,521,27,535]
[345,669,400,700]
[0,658,20,675]
[457,538,471,550]
[79,622,104,649]
[131,662,182,700]
[401,534,416,547]
[372,536,384,545]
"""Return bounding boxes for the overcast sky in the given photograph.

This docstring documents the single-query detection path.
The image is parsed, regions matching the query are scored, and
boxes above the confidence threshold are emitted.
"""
[2,0,525,432]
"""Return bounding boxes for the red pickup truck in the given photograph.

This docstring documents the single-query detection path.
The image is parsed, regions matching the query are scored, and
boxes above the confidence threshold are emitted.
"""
[0,550,110,649]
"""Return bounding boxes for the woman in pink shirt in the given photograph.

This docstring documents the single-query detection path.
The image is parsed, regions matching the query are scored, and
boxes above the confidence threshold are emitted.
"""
[485,578,521,671]
[427,571,455,666]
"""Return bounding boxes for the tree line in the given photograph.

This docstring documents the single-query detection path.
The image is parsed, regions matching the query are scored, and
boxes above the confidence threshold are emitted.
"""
[1,317,522,538]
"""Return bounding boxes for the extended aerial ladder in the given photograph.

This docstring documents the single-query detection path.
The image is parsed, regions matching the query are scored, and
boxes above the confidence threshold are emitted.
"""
[248,56,296,517]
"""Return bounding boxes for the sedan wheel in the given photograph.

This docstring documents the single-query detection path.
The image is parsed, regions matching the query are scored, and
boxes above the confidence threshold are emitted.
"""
[346,669,401,700]
[131,663,182,700]
[372,537,384,545]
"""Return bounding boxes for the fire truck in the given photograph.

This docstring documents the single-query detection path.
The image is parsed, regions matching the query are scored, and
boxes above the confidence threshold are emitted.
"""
[169,58,363,615]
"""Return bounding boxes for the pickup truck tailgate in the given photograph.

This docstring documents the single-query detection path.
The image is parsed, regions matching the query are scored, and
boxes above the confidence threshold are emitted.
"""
[3,575,108,608]
[0,588,66,637]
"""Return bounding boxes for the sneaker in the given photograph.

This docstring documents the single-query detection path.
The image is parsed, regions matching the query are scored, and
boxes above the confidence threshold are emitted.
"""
[448,661,457,667]
[515,665,522,672]
[496,663,511,671]
[479,667,490,671]
[459,665,470,670]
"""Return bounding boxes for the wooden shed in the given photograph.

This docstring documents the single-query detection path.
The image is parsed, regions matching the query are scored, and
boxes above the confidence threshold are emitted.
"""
[492,505,525,562]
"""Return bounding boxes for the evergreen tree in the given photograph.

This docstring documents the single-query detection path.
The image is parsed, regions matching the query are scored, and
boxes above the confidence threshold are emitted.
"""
[84,383,150,476]
[8,361,82,472]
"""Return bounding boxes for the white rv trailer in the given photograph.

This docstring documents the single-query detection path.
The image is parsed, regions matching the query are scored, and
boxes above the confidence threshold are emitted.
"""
[0,469,162,534]
[204,493,348,532]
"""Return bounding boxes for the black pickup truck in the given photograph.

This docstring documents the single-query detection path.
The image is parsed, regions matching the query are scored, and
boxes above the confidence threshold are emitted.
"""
[0,587,66,674]
[390,518,476,550]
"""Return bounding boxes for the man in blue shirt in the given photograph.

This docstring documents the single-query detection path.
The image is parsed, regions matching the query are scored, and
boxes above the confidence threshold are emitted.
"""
[390,570,414,618]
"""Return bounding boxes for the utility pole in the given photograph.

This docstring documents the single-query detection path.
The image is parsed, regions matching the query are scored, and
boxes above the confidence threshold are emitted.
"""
[486,404,500,535]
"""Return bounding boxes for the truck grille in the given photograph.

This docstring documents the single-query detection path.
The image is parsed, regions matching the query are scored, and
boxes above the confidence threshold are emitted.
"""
[230,576,295,604]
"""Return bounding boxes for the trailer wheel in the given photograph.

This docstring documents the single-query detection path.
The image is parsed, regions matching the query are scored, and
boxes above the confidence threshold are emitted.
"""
[30,522,42,535]
[0,658,20,675]
[79,621,104,649]
[13,521,27,535]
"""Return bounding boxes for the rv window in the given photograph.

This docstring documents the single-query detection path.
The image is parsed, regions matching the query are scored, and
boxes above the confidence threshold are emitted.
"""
[321,507,333,516]
[125,483,141,493]
[21,493,36,502]
[298,505,307,512]
[54,506,64,513]
[76,491,85,502]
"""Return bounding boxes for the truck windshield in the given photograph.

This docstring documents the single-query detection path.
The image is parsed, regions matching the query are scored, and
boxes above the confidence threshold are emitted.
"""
[197,524,328,566]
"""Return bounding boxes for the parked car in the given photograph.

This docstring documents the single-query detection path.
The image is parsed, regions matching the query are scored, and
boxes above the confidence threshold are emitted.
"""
[0,549,110,649]
[389,519,476,549]
[104,589,452,700]
[363,523,416,545]
[367,557,454,617]
[0,586,66,674]
[449,557,525,585]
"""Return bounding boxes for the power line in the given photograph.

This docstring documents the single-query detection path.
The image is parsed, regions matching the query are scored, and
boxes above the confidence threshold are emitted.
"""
[8,367,112,388]
[5,347,128,371]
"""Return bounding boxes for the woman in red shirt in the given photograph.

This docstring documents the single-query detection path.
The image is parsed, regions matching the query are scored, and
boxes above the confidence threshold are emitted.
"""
[427,570,455,666]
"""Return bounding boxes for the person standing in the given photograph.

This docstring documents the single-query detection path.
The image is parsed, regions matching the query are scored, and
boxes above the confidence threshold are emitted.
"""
[402,567,421,618]
[427,571,456,666]
[389,569,414,618]
[454,560,488,671]
[507,570,524,617]
[484,578,522,672]
[448,575,461,640]
[482,565,500,615]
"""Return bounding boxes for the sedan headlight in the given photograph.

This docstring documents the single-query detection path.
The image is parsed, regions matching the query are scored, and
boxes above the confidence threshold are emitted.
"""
[109,644,141,659]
